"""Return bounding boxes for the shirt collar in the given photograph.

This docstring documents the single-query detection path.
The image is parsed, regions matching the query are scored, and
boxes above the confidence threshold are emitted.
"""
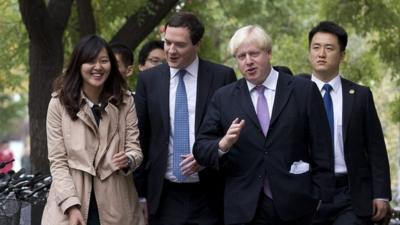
[246,67,279,92]
[170,56,199,79]
[311,74,341,93]
[80,91,101,108]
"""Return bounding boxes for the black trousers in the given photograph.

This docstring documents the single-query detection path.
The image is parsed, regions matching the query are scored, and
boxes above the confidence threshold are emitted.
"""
[150,180,221,225]
[87,187,101,225]
[312,175,372,225]
[234,192,313,225]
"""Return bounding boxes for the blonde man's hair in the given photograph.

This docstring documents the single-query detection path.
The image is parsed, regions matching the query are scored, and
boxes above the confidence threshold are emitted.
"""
[228,25,272,56]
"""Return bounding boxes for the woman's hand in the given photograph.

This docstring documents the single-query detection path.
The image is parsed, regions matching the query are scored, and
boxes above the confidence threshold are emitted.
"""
[112,152,131,169]
[67,206,85,225]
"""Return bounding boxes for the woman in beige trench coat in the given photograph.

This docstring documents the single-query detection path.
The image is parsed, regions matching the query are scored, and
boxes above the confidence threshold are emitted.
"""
[41,35,144,225]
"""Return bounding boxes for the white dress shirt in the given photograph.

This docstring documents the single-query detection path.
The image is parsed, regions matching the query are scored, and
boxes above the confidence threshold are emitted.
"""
[246,68,278,117]
[166,56,199,182]
[311,74,347,174]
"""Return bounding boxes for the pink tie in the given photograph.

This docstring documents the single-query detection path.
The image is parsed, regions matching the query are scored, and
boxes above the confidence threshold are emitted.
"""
[255,85,272,198]
[256,85,270,136]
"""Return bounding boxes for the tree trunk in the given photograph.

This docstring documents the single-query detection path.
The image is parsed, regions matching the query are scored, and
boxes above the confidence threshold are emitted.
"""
[28,40,64,175]
[28,27,65,225]
[76,0,96,37]
[111,0,180,49]
[19,1,72,224]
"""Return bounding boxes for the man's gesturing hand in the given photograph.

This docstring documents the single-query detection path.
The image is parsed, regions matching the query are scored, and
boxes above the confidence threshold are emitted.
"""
[218,118,245,152]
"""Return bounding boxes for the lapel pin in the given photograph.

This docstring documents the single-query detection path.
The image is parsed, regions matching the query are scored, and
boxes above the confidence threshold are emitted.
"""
[349,89,355,94]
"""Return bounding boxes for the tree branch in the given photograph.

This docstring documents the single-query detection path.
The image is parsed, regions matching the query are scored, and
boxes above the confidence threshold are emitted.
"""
[48,0,73,35]
[18,0,50,42]
[111,0,180,50]
[19,0,72,45]
[76,0,96,37]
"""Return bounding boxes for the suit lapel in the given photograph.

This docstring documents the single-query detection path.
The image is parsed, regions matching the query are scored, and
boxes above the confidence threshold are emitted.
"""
[269,73,293,127]
[341,78,354,143]
[237,79,261,130]
[159,64,171,136]
[95,103,119,168]
[195,59,214,134]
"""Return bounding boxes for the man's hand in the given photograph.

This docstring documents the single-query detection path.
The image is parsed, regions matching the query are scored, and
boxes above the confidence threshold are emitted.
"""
[218,118,245,152]
[372,199,390,222]
[180,154,204,176]
[67,206,85,225]
[138,200,149,225]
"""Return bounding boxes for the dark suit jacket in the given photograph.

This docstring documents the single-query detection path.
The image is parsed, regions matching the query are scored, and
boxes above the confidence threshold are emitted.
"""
[300,75,391,216]
[134,59,237,216]
[193,73,335,224]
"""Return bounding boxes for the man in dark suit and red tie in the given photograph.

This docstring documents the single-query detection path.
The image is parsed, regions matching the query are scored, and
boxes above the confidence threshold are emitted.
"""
[134,11,237,225]
[307,21,391,225]
[193,25,335,225]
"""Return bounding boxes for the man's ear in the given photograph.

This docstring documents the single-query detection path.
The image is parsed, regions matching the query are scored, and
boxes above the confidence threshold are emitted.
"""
[138,64,145,72]
[126,65,134,77]
[194,40,201,49]
[340,51,345,63]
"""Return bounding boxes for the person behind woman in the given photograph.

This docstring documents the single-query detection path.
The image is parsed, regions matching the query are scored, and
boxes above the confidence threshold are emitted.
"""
[41,35,144,225]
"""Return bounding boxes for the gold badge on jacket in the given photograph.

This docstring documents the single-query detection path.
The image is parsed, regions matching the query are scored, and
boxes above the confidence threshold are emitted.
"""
[349,89,355,94]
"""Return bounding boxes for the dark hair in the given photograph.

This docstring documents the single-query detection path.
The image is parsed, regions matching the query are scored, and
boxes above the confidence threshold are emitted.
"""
[308,21,348,51]
[110,43,134,67]
[138,40,164,65]
[165,11,204,45]
[54,35,128,120]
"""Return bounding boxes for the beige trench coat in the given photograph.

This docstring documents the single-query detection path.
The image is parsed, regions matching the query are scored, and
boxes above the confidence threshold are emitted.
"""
[41,91,144,225]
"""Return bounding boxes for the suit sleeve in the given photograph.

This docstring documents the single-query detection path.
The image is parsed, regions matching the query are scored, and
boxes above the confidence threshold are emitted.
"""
[225,68,237,84]
[307,83,335,202]
[133,74,149,198]
[121,95,143,174]
[364,88,391,200]
[193,91,225,170]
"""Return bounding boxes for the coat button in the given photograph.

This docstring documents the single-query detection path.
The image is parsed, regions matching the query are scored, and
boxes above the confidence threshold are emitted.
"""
[264,151,268,155]
[258,175,262,179]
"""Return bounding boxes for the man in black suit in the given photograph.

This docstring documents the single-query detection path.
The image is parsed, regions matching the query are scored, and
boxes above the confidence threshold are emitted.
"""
[135,11,237,225]
[308,21,391,225]
[193,25,334,225]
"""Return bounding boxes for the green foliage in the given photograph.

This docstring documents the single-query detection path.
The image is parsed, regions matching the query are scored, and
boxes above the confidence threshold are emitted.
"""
[63,0,158,90]
[320,0,400,121]
[1,0,399,136]
[0,0,28,137]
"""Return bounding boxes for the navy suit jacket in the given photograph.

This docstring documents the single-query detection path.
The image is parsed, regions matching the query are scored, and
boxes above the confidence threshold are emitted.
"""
[299,74,391,216]
[193,73,335,224]
[134,59,237,216]
[340,78,391,216]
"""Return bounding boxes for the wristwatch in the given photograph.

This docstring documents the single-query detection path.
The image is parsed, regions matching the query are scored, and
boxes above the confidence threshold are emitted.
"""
[126,156,133,168]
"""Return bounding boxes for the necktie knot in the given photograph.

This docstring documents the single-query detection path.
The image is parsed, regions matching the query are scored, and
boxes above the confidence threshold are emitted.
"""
[255,85,266,95]
[322,84,333,93]
[322,83,334,145]
[178,69,187,79]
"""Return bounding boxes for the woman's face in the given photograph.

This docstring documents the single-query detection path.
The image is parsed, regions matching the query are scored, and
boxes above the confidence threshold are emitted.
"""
[80,48,111,93]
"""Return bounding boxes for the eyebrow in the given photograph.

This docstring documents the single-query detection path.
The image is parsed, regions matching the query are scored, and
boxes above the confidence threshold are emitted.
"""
[312,42,335,46]
[164,38,186,45]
